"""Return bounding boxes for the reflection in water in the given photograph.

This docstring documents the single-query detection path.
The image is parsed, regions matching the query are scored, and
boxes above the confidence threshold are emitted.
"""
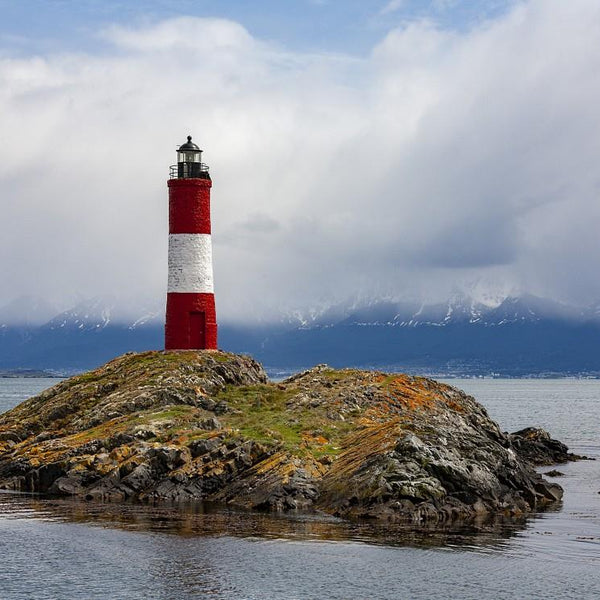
[0,491,534,551]
[5,491,595,600]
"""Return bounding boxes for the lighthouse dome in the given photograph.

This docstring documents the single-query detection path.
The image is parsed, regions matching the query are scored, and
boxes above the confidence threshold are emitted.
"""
[178,136,201,152]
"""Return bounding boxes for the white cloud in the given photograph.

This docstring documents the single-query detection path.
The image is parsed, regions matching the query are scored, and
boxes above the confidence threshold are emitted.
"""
[101,17,258,53]
[380,0,407,16]
[1,1,600,322]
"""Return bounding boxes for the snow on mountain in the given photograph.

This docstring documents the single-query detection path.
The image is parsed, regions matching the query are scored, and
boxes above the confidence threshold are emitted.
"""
[31,297,163,332]
[396,294,489,327]
[43,297,115,332]
[1,292,599,336]
[129,311,162,329]
[458,278,518,309]
[285,293,594,330]
[1,293,600,375]
[485,295,584,325]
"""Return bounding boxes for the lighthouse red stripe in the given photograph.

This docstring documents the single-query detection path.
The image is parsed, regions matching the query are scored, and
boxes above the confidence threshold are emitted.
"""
[165,292,217,350]
[168,178,213,234]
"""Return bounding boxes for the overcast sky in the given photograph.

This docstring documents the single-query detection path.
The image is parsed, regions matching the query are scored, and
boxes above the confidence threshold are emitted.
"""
[1,0,600,323]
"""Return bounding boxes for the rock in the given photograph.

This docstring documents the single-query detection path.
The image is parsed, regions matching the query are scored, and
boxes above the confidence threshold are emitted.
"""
[510,427,588,465]
[188,436,222,458]
[121,464,154,493]
[25,462,66,493]
[213,402,229,416]
[49,475,84,496]
[534,480,563,502]
[0,350,572,524]
[199,417,222,430]
[545,469,565,477]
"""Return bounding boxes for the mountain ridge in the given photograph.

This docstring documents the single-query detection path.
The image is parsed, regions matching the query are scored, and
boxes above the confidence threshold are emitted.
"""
[1,294,600,376]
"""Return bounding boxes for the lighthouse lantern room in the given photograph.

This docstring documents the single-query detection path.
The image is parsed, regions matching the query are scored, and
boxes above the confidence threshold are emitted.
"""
[165,135,218,350]
[172,135,210,180]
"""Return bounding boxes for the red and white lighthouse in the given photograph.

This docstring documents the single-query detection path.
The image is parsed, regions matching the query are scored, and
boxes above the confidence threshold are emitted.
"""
[165,136,218,350]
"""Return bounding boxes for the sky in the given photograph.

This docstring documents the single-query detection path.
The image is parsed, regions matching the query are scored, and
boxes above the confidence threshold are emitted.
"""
[1,0,600,323]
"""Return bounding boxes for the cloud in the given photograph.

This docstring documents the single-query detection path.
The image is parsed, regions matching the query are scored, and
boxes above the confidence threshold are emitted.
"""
[380,0,406,16]
[101,17,258,53]
[1,1,600,323]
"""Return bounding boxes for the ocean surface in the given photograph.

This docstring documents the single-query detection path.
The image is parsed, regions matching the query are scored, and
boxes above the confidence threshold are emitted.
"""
[0,377,599,599]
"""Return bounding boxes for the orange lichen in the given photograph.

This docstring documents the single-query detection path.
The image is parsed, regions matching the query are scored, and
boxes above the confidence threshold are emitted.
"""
[301,433,329,446]
[374,374,466,415]
[325,418,405,484]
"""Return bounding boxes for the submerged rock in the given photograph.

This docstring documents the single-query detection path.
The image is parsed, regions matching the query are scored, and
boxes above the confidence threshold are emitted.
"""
[0,351,569,523]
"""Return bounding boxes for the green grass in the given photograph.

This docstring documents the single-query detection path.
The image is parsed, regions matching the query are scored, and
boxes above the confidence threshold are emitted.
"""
[217,384,303,450]
[143,406,196,420]
[210,353,233,363]
[185,430,219,443]
[71,372,103,385]
[215,384,357,457]
[321,368,362,380]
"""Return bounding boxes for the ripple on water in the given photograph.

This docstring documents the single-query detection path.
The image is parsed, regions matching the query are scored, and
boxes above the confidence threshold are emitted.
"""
[1,378,600,598]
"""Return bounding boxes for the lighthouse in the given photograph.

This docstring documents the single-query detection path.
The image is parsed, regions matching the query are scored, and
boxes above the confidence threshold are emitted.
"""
[165,136,218,350]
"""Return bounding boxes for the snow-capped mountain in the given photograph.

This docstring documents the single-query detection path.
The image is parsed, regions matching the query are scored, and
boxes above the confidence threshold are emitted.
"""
[291,293,594,329]
[42,297,163,333]
[0,297,163,373]
[1,293,600,376]
[44,297,115,332]
[254,294,600,376]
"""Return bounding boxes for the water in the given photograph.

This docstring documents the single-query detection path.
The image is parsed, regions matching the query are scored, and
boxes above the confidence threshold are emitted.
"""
[446,378,600,453]
[0,378,61,415]
[1,378,599,599]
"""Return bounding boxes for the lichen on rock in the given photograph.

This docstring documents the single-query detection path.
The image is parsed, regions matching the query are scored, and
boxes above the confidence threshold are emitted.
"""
[0,351,567,523]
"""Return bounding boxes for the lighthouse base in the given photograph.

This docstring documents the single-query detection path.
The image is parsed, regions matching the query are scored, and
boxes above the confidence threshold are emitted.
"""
[165,293,218,350]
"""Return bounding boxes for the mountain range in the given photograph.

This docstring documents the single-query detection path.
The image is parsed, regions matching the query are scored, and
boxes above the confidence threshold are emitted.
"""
[1,294,600,377]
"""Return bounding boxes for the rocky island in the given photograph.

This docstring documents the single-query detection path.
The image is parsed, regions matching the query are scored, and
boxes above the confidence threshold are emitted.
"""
[0,351,571,523]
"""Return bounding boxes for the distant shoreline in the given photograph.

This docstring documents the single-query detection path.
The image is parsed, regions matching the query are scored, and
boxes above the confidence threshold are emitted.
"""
[0,371,63,379]
[2,367,600,380]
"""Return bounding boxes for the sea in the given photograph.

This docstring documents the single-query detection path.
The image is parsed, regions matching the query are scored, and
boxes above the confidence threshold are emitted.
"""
[0,377,599,599]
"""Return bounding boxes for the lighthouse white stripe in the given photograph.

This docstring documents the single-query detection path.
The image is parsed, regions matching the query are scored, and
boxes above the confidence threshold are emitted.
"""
[168,233,214,293]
